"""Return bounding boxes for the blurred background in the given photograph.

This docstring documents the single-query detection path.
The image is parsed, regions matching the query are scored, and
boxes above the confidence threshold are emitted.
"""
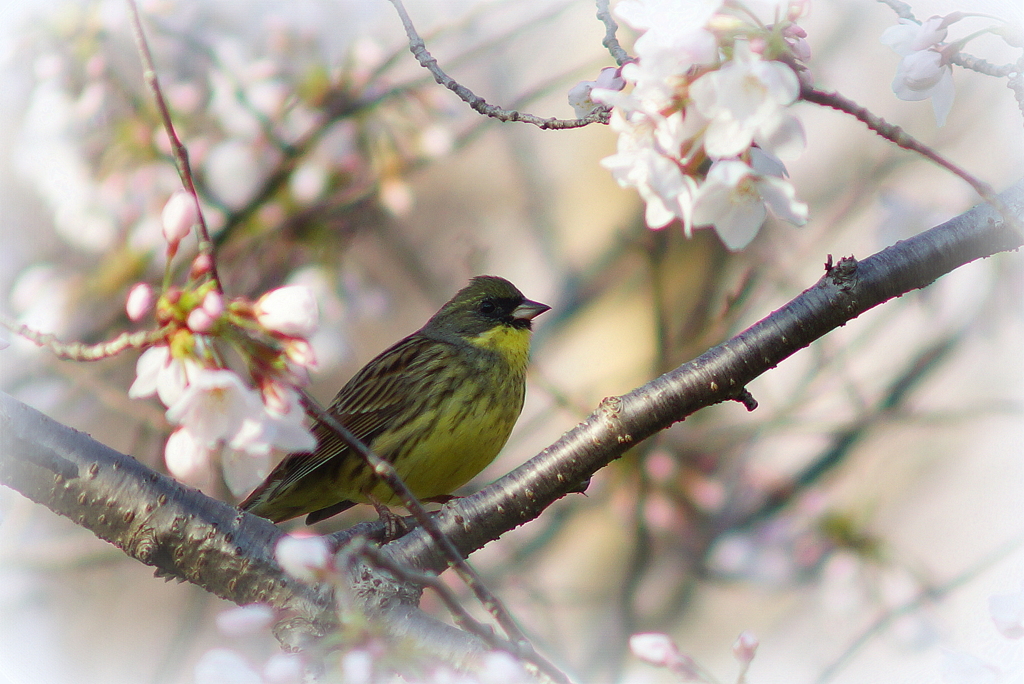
[1,0,1022,682]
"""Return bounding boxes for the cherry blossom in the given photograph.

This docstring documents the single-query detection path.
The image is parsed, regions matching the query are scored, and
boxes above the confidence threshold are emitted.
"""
[164,427,212,482]
[275,533,332,582]
[128,344,195,408]
[161,190,197,249]
[230,385,316,456]
[255,285,319,338]
[891,49,954,125]
[187,290,225,333]
[568,67,625,118]
[593,0,809,249]
[692,159,807,251]
[600,109,699,229]
[881,15,962,126]
[689,41,804,160]
[125,282,154,322]
[881,16,950,54]
[165,368,265,447]
[732,630,759,664]
[629,632,681,667]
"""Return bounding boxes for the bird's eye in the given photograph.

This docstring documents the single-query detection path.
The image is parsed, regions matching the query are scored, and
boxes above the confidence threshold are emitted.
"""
[479,299,497,315]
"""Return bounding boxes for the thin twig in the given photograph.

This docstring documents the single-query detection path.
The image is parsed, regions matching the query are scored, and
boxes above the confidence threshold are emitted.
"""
[800,85,1024,237]
[303,398,571,684]
[125,0,223,292]
[950,52,1017,78]
[1010,57,1024,120]
[595,0,631,66]
[387,0,608,129]
[875,0,916,22]
[0,313,170,362]
[352,539,514,652]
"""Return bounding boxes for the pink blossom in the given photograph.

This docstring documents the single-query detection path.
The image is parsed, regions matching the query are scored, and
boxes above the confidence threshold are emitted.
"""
[164,427,212,483]
[275,533,331,582]
[629,632,680,666]
[187,291,225,333]
[125,283,154,321]
[161,190,198,248]
[255,285,319,338]
[190,254,214,279]
[216,604,276,637]
[165,368,264,447]
[732,630,759,664]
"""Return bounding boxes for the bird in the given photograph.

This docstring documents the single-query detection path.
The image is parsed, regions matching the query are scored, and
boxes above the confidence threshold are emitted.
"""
[240,275,549,525]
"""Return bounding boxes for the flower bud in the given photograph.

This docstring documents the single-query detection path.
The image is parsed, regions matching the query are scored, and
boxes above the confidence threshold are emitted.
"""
[255,285,319,338]
[126,283,154,321]
[162,191,198,248]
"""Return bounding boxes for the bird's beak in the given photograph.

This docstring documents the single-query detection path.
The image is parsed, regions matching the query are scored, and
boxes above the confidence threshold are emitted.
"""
[512,299,551,321]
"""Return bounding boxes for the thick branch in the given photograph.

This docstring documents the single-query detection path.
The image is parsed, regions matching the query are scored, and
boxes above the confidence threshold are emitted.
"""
[384,180,1024,573]
[0,392,327,614]
[0,391,491,664]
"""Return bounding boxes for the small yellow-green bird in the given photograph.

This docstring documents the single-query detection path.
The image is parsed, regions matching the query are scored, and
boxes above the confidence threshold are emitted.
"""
[240,275,549,524]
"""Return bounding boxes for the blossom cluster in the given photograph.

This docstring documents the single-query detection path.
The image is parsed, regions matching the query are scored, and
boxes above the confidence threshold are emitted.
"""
[575,0,812,251]
[127,191,318,487]
[880,13,961,126]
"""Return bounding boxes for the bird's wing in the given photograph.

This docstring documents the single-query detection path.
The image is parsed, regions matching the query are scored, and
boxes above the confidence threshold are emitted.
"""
[243,332,454,503]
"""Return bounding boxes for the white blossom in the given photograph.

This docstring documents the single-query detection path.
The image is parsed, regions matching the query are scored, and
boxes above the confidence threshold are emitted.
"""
[600,106,701,230]
[880,17,949,55]
[255,285,319,338]
[891,50,954,126]
[230,386,316,456]
[689,41,803,160]
[692,159,807,251]
[165,368,265,447]
[568,67,624,118]
[881,16,958,126]
[164,427,212,483]
[216,604,276,637]
[275,534,331,582]
[129,345,197,408]
[629,632,680,666]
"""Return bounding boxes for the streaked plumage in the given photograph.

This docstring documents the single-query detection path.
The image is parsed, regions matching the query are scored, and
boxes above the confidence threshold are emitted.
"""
[240,276,548,524]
